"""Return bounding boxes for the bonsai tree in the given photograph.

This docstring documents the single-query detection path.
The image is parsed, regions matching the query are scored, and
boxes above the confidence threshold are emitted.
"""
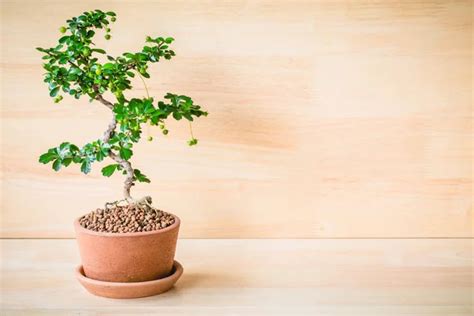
[36,10,207,207]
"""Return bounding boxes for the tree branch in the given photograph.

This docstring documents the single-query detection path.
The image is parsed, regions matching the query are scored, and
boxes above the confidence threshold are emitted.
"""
[45,51,81,69]
[101,116,117,144]
[93,86,115,110]
[125,61,138,71]
[67,60,81,69]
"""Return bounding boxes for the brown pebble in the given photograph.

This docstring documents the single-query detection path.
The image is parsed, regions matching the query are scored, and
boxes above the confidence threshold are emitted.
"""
[79,203,174,234]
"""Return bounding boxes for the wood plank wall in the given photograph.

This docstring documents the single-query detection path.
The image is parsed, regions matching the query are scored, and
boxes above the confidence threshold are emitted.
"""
[0,0,472,238]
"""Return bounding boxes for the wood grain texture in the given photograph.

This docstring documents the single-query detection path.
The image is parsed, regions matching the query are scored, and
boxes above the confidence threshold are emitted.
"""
[0,0,472,237]
[1,239,472,315]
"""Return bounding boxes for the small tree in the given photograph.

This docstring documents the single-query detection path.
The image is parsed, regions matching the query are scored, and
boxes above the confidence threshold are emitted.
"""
[37,10,207,204]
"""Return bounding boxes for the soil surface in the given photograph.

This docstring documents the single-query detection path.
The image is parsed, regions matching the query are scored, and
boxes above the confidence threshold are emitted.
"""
[79,203,175,233]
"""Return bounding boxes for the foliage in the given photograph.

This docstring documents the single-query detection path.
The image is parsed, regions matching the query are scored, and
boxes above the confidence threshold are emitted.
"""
[37,10,207,196]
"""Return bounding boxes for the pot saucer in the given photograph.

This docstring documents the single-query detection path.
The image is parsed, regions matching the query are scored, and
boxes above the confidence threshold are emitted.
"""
[75,260,183,299]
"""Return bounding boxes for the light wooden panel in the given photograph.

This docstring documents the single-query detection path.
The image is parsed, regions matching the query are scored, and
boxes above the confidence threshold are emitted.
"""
[0,0,472,237]
[1,239,472,315]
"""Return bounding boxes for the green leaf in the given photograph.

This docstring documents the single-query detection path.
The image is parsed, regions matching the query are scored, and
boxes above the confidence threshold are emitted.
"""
[165,37,174,44]
[62,158,72,167]
[39,152,57,164]
[108,136,120,144]
[172,112,182,120]
[101,164,117,177]
[92,48,106,54]
[69,144,80,152]
[96,150,105,161]
[106,11,116,16]
[134,169,150,183]
[58,36,69,43]
[183,113,193,121]
[80,160,91,174]
[69,67,82,75]
[59,142,69,150]
[102,63,115,70]
[145,105,155,114]
[52,159,62,171]
[49,86,60,97]
[119,147,133,160]
[101,146,110,156]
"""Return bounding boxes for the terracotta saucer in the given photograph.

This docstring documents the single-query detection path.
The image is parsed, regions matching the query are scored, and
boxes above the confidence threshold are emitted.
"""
[75,260,183,299]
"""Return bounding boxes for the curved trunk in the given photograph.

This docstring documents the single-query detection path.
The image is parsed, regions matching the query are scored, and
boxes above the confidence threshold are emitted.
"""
[96,91,136,200]
[109,151,134,200]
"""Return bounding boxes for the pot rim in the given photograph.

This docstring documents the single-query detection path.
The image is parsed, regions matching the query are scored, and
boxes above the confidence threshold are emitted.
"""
[74,213,180,237]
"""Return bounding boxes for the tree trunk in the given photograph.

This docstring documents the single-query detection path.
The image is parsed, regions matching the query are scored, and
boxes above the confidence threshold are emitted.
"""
[97,93,136,200]
[109,151,134,200]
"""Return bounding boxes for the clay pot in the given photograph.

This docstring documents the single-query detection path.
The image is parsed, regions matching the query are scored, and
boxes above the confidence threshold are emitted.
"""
[74,215,180,283]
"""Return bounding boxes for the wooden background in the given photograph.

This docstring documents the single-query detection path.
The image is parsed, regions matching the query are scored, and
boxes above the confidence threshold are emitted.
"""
[0,0,472,238]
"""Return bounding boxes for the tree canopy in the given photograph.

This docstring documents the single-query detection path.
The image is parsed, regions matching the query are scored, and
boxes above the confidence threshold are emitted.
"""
[37,9,207,199]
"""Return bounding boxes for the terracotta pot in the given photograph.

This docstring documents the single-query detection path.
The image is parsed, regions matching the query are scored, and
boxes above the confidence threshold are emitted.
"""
[74,214,180,283]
